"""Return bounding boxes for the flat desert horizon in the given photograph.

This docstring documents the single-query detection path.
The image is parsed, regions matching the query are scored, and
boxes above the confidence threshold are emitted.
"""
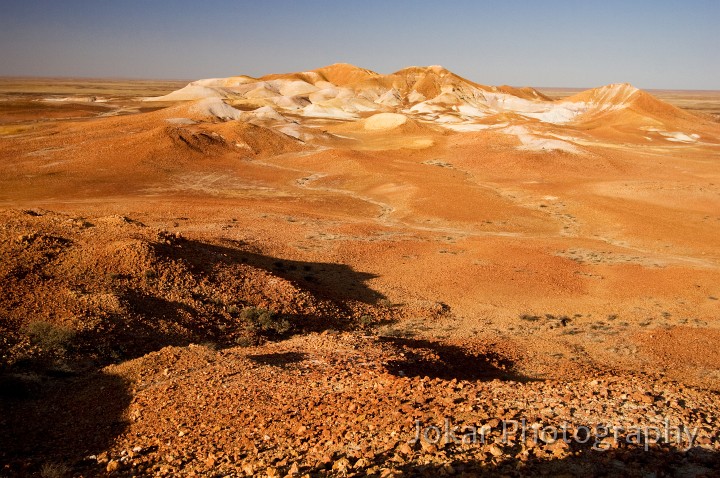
[1,64,720,477]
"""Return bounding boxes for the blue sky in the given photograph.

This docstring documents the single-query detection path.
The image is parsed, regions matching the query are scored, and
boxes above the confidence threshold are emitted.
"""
[0,0,718,89]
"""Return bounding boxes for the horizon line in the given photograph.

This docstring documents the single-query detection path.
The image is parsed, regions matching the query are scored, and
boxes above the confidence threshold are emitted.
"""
[1,74,719,93]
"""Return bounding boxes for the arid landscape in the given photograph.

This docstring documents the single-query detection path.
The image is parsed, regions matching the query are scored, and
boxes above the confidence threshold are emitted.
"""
[1,64,719,477]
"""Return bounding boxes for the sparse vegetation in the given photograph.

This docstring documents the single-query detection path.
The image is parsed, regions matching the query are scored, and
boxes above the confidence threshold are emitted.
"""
[519,314,540,322]
[520,313,572,327]
[24,321,75,354]
[377,298,394,308]
[240,307,291,335]
[40,462,70,478]
[200,341,218,350]
[560,328,581,335]
[382,327,415,338]
[234,336,255,347]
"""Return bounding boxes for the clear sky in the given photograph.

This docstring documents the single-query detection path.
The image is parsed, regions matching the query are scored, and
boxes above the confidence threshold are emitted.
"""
[0,0,718,89]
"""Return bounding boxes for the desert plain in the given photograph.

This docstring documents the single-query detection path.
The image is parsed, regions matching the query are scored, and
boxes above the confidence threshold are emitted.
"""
[1,64,719,476]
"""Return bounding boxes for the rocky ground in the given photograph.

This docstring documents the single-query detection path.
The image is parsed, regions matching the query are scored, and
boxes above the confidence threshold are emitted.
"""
[2,331,719,477]
[1,210,719,477]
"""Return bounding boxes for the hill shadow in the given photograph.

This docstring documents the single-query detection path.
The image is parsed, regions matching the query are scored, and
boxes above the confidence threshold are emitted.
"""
[65,235,391,362]
[157,237,385,305]
[380,337,533,382]
[305,442,719,477]
[0,369,131,476]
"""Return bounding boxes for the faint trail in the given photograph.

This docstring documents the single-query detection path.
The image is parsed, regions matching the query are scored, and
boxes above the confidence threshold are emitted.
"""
[251,152,720,268]
[296,172,397,224]
[593,236,719,269]
[253,151,527,239]
[251,151,397,225]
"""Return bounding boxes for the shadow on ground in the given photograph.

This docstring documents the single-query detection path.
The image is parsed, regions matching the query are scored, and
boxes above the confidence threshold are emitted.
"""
[0,369,131,476]
[306,443,719,477]
[165,237,385,305]
[381,337,531,382]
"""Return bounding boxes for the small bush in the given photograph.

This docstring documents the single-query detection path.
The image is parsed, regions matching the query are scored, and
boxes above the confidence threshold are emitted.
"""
[561,328,580,335]
[235,336,255,347]
[25,321,75,353]
[209,297,224,306]
[382,327,415,338]
[40,463,70,478]
[240,307,291,335]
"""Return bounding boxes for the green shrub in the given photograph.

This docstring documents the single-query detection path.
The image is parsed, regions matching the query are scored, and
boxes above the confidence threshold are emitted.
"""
[240,307,291,335]
[234,336,255,347]
[377,298,393,308]
[40,462,70,478]
[25,321,75,354]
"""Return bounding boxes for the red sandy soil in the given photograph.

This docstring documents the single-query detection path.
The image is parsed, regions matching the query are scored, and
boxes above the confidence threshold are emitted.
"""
[1,68,719,477]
